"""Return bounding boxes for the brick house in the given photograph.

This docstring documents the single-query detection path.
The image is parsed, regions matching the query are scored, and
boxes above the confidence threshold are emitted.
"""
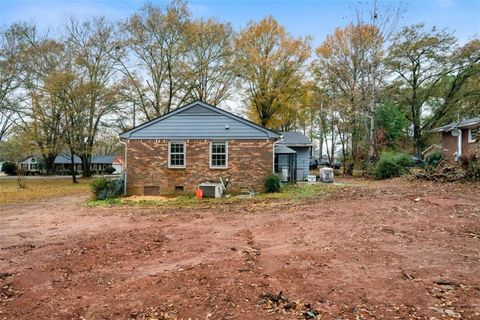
[430,117,479,163]
[119,101,280,195]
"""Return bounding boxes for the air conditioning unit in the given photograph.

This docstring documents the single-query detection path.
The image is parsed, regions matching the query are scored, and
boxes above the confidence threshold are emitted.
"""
[280,167,289,182]
[198,182,224,198]
[319,167,334,183]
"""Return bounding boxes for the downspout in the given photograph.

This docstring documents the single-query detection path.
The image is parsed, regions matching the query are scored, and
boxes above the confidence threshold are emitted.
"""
[272,134,284,172]
[118,137,127,195]
[457,129,462,161]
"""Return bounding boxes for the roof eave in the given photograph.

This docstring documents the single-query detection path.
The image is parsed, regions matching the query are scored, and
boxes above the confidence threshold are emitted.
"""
[278,143,312,147]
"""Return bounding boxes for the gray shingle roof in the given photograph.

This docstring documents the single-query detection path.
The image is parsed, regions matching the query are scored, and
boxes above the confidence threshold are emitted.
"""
[54,154,82,164]
[93,156,116,164]
[54,154,117,164]
[431,117,480,132]
[278,132,312,146]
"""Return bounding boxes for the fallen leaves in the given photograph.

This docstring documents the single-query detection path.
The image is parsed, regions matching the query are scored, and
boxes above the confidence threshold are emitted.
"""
[258,291,320,319]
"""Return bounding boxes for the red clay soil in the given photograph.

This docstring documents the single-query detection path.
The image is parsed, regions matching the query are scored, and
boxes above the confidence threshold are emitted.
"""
[0,178,479,319]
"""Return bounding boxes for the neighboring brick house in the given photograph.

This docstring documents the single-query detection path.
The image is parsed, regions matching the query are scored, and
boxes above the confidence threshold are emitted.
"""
[119,101,280,195]
[430,117,479,163]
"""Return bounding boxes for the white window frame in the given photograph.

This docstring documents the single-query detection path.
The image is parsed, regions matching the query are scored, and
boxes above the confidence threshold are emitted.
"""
[468,127,478,143]
[168,141,186,168]
[209,141,228,169]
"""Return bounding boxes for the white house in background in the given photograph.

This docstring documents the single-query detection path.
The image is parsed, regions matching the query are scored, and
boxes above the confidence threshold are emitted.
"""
[17,156,44,173]
[112,155,125,173]
[17,154,123,174]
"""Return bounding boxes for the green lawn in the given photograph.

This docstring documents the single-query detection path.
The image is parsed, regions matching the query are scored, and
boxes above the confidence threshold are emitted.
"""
[0,177,91,205]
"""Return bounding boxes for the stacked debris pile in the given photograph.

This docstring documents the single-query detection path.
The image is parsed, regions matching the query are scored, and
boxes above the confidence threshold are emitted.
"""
[416,154,480,182]
[416,161,465,182]
[258,291,320,319]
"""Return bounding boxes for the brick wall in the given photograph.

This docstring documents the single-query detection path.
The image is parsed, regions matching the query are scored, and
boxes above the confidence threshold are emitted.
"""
[125,139,274,195]
[442,128,479,163]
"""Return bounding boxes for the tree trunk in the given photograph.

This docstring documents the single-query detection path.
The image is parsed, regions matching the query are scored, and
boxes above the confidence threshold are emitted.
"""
[368,113,376,160]
[318,131,323,160]
[330,118,335,164]
[43,154,57,175]
[80,153,92,178]
[413,122,423,157]
[318,102,324,159]
[340,133,347,175]
[346,163,354,176]
[70,149,78,183]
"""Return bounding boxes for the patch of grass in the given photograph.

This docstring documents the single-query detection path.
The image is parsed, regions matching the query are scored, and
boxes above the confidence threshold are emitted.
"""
[87,182,346,208]
[0,177,91,205]
[85,197,122,207]
[258,182,344,201]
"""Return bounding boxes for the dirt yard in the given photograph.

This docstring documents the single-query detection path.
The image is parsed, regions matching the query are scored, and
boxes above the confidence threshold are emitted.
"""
[0,178,479,319]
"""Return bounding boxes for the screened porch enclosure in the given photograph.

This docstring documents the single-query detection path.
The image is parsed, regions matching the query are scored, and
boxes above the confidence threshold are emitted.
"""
[274,145,297,183]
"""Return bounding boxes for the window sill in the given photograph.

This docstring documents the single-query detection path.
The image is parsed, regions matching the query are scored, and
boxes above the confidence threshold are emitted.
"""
[209,166,229,170]
[168,166,186,169]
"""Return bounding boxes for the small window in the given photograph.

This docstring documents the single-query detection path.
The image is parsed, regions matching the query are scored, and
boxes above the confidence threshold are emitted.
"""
[175,186,184,192]
[144,186,159,195]
[210,141,228,168]
[468,128,478,143]
[168,141,186,168]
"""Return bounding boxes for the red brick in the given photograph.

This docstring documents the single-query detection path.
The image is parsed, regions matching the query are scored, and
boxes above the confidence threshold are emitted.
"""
[125,139,274,195]
[442,128,479,163]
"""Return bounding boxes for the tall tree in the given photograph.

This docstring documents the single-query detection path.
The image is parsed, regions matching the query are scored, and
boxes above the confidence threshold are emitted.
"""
[386,24,457,156]
[314,24,383,172]
[184,19,235,105]
[0,27,21,142]
[13,23,67,173]
[353,1,405,159]
[234,16,311,127]
[424,39,480,125]
[65,17,120,177]
[117,1,191,121]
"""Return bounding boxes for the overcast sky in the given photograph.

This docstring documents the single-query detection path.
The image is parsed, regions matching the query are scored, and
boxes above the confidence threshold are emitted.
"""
[1,0,479,46]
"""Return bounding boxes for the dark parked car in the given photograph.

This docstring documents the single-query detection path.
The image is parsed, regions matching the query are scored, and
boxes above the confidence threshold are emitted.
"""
[411,156,425,168]
[309,158,318,170]
[319,159,330,167]
[318,158,341,169]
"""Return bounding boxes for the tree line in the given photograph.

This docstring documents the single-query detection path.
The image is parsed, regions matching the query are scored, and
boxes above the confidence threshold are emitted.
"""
[0,0,478,177]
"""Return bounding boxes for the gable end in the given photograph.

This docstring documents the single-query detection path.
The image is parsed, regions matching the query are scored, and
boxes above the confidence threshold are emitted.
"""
[119,101,280,140]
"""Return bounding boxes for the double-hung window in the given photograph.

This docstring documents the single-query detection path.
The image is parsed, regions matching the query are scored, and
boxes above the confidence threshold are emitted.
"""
[210,141,228,168]
[168,141,185,168]
[468,127,478,143]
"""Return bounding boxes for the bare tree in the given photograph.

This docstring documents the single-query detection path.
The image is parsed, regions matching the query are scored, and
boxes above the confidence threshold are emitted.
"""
[12,23,66,173]
[353,1,406,159]
[116,1,191,121]
[0,27,21,141]
[184,19,236,105]
[64,17,120,177]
